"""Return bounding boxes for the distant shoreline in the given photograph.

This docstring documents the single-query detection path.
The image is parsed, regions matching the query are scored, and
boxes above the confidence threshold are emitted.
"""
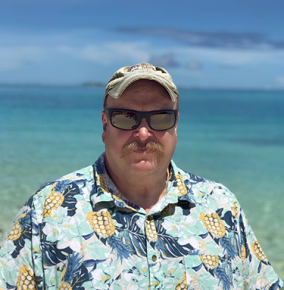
[0,82,105,88]
[0,83,283,92]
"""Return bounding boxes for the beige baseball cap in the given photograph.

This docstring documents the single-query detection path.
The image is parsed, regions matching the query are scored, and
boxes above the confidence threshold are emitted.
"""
[104,63,179,102]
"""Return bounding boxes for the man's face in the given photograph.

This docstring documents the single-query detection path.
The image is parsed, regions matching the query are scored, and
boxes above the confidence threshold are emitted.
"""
[102,80,179,177]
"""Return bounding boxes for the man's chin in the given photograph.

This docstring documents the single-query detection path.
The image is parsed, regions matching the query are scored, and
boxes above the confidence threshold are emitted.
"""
[129,158,158,172]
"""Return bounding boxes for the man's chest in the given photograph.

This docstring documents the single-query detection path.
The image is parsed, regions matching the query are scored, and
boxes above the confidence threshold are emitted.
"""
[41,204,245,290]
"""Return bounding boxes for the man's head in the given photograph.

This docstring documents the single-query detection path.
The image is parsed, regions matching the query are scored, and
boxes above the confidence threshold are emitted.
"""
[102,63,179,178]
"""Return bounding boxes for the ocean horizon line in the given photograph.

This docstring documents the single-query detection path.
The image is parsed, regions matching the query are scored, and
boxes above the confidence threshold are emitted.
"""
[0,83,284,93]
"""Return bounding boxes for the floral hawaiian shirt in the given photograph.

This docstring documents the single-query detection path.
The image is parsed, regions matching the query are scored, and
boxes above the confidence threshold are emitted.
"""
[0,153,282,290]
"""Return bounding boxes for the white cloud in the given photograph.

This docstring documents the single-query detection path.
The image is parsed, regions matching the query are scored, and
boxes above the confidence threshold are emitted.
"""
[1,27,284,72]
[174,46,284,66]
[118,27,284,51]
[0,29,152,72]
[0,46,46,71]
[57,41,150,64]
[0,28,284,88]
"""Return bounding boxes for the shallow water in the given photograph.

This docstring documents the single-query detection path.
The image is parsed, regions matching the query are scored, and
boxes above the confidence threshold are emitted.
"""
[0,86,283,279]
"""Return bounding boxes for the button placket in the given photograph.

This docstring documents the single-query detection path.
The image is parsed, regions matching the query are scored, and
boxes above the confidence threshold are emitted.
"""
[145,215,160,289]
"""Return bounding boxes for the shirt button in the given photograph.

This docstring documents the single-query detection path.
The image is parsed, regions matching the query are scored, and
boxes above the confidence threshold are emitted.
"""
[152,255,157,262]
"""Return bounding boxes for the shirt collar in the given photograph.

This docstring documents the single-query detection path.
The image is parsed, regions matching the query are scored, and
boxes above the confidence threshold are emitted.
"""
[90,152,196,213]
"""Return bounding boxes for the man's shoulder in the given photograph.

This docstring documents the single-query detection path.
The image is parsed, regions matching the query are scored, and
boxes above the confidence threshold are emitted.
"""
[28,164,95,208]
[1,164,96,241]
[176,165,241,221]
[175,165,222,188]
[176,165,236,202]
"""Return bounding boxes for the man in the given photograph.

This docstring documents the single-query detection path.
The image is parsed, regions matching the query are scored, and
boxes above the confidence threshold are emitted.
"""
[0,63,282,289]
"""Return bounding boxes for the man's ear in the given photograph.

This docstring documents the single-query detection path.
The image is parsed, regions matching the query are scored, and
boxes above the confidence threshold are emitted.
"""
[102,111,108,143]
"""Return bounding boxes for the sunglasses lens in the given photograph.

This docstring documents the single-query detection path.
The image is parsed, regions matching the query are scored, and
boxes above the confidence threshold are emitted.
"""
[108,109,177,131]
[111,111,138,130]
[150,112,176,130]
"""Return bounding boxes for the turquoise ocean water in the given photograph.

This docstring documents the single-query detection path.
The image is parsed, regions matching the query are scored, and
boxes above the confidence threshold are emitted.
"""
[0,86,283,279]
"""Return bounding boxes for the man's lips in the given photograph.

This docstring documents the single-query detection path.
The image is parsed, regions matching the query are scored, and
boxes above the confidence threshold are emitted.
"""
[135,148,148,152]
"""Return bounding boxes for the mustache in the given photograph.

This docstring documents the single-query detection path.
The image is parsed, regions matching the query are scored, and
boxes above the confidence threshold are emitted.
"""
[120,141,164,158]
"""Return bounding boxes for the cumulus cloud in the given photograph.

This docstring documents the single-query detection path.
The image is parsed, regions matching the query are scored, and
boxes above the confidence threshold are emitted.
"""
[57,41,149,64]
[174,46,279,66]
[0,39,151,73]
[1,28,283,88]
[117,27,284,50]
[0,29,152,72]
[149,53,179,68]
[2,28,283,75]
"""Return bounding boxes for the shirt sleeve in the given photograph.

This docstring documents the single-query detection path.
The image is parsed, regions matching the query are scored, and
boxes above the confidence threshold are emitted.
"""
[238,204,283,289]
[0,194,44,289]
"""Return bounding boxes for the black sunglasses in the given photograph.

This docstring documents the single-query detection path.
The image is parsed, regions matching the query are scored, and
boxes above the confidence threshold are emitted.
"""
[105,108,178,131]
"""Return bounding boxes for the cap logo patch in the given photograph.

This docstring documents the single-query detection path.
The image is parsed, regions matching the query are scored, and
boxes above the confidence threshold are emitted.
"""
[128,63,156,72]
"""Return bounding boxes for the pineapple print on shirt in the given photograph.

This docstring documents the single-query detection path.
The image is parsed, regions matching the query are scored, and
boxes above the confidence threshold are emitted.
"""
[7,213,27,241]
[200,213,226,239]
[252,241,268,262]
[200,255,219,269]
[87,211,115,238]
[176,173,187,196]
[43,183,65,218]
[16,265,37,290]
[145,216,158,242]
[42,181,80,218]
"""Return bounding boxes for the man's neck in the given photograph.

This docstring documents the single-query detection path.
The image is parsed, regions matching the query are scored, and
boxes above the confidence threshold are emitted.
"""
[104,158,169,213]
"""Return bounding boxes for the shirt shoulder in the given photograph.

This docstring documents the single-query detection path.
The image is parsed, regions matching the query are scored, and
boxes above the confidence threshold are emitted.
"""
[0,165,96,289]
[176,165,237,207]
[25,165,95,218]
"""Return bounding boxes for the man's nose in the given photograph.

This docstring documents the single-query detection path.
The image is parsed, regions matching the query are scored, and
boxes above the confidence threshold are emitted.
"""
[133,118,152,141]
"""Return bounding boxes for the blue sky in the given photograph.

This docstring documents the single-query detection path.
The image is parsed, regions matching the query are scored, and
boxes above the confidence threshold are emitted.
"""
[1,0,284,89]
